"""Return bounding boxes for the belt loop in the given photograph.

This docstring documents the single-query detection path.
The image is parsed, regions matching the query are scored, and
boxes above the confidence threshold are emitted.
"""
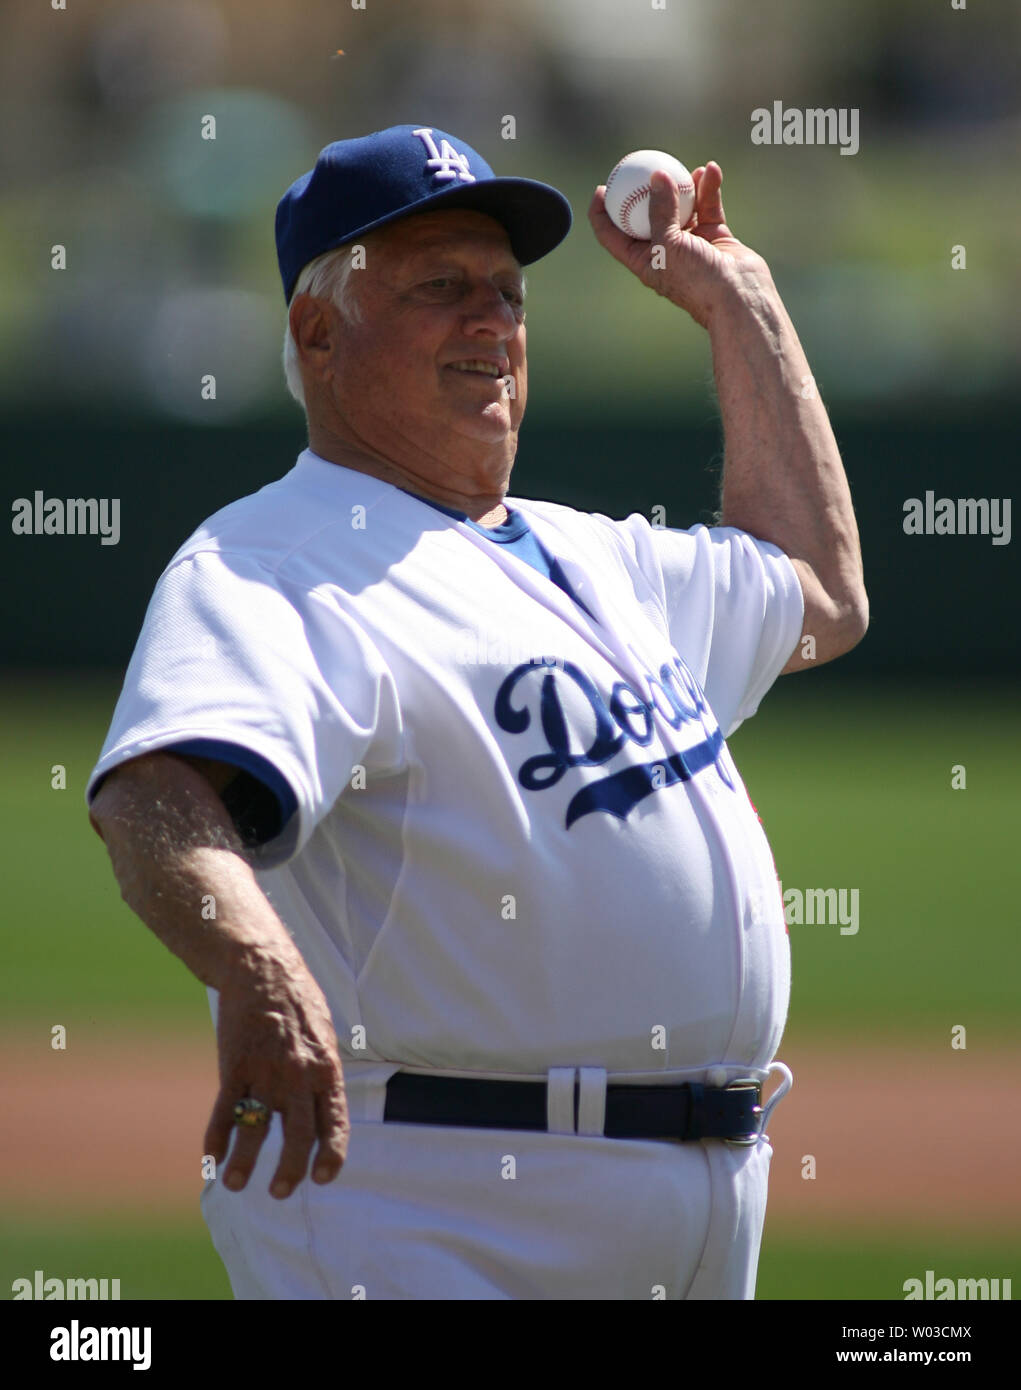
[576,1068,607,1136]
[759,1061,794,1138]
[546,1067,576,1134]
[345,1062,401,1123]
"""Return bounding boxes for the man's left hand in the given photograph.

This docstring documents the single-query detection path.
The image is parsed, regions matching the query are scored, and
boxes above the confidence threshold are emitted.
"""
[588,162,771,329]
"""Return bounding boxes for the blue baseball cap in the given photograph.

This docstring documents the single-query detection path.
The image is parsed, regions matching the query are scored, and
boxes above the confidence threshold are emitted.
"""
[275,124,572,302]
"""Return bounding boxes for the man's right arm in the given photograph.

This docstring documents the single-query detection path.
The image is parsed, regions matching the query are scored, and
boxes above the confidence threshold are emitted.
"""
[88,752,349,1199]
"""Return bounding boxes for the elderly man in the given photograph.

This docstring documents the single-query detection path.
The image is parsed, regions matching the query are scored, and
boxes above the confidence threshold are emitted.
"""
[87,125,866,1300]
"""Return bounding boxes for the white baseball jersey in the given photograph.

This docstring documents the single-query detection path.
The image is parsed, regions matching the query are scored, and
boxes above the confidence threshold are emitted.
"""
[87,446,804,1299]
[88,445,802,1072]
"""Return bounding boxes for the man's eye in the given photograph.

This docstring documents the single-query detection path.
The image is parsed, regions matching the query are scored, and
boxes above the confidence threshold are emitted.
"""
[426,278,454,289]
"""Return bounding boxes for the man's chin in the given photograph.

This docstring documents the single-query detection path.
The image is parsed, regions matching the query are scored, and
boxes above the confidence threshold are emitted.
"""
[449,401,520,445]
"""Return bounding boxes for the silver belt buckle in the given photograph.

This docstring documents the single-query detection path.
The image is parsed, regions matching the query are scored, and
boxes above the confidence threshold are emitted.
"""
[721,1077,763,1147]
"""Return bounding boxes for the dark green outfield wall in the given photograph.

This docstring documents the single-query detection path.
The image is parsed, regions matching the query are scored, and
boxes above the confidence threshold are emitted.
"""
[2,408,1016,677]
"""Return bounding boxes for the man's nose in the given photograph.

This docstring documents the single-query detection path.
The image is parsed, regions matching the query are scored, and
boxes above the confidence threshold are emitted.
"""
[461,284,520,338]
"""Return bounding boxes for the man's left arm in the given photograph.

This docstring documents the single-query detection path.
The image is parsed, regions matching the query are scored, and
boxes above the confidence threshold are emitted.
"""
[589,162,868,673]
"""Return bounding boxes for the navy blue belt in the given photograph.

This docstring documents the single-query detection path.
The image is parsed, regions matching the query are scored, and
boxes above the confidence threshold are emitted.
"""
[383,1072,763,1145]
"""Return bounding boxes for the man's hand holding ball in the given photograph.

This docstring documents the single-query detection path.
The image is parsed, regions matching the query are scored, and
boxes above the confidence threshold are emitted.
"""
[590,150,771,328]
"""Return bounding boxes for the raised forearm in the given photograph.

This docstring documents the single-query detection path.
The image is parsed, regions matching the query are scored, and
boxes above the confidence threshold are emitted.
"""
[590,162,867,662]
[711,275,864,606]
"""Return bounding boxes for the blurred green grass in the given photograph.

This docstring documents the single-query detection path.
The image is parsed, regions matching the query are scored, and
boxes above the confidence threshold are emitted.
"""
[2,675,1019,1037]
[731,679,1020,1039]
[0,1216,232,1301]
[756,1227,1019,1302]
[3,675,211,1029]
[2,1214,1015,1300]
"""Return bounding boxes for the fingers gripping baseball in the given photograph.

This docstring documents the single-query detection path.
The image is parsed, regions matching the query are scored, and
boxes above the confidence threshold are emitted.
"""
[690,162,728,231]
[205,970,350,1199]
[589,159,768,327]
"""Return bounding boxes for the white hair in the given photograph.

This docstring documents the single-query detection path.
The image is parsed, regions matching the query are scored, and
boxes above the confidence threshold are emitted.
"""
[282,247,364,410]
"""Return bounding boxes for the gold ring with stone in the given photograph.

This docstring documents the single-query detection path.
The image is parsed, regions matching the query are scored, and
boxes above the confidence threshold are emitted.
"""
[233,1097,271,1128]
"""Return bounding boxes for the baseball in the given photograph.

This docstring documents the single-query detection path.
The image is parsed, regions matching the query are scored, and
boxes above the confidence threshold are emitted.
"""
[604,149,696,240]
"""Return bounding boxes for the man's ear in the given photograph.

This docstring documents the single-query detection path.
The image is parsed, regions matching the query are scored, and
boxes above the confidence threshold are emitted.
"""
[289,293,336,371]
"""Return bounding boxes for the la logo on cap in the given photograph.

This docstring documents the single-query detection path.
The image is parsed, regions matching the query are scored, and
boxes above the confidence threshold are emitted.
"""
[412,128,476,185]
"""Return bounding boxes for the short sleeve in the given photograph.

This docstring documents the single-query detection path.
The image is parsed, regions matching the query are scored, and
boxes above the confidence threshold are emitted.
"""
[86,550,402,867]
[593,515,805,737]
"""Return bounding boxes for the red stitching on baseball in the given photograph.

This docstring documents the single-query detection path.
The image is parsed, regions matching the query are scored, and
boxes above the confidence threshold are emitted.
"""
[608,166,695,236]
[619,187,649,236]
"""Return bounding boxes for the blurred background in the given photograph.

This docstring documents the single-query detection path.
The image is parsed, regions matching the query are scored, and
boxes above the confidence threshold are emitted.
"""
[2,0,1018,1301]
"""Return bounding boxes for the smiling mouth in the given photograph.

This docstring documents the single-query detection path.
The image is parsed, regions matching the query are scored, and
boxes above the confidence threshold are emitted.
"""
[447,360,507,379]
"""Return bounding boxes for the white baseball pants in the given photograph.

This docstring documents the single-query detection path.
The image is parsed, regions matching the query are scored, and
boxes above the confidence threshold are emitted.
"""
[201,1063,788,1301]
